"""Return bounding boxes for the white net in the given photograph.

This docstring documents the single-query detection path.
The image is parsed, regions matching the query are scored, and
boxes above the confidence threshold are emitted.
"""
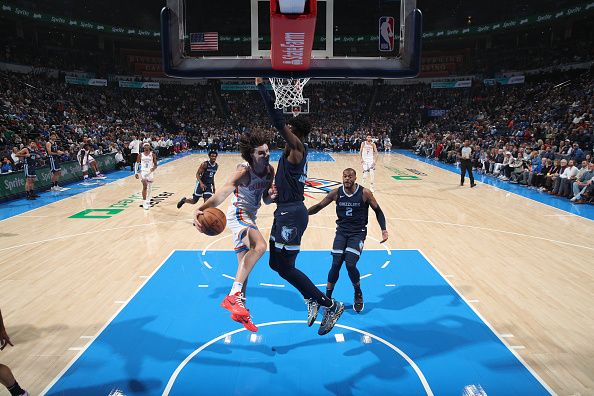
[269,77,310,111]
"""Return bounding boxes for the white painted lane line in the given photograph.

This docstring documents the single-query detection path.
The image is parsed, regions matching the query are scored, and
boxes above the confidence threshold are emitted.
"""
[381,260,390,269]
[360,273,372,279]
[202,261,212,269]
[417,249,554,395]
[334,333,345,343]
[385,284,397,287]
[221,274,235,280]
[259,283,285,288]
[315,283,326,287]
[198,285,209,288]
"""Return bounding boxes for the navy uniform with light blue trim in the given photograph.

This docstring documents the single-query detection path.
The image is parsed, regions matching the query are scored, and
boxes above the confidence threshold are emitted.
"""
[49,141,61,172]
[24,148,39,178]
[333,184,369,257]
[327,183,370,292]
[270,145,308,250]
[193,160,218,200]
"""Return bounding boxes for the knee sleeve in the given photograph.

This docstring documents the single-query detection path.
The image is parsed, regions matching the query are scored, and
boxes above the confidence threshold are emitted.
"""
[269,247,297,278]
[328,253,344,284]
[344,252,361,284]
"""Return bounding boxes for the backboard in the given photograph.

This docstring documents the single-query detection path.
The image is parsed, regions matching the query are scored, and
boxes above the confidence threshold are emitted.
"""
[161,0,422,79]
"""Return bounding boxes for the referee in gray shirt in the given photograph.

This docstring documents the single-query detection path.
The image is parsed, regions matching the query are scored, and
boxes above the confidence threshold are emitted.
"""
[459,139,476,187]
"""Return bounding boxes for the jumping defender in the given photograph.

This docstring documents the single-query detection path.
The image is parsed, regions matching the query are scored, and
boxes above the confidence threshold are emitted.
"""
[257,77,345,336]
[177,151,218,209]
[308,168,388,312]
[194,132,276,332]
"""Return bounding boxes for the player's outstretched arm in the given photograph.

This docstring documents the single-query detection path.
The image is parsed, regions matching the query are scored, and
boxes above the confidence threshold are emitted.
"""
[194,165,247,233]
[255,78,303,153]
[364,189,388,243]
[198,165,247,212]
[308,188,338,215]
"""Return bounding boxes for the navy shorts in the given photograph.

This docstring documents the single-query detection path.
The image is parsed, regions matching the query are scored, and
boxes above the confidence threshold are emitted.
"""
[270,202,308,251]
[332,230,367,257]
[193,182,213,200]
[49,156,61,172]
[24,163,36,178]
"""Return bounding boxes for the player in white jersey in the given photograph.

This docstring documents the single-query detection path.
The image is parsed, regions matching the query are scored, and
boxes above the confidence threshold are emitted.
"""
[194,131,276,332]
[77,143,105,183]
[383,135,392,152]
[135,143,157,210]
[360,135,378,192]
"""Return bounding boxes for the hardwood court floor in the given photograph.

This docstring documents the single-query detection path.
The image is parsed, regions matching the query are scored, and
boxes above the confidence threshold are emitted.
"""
[0,152,592,395]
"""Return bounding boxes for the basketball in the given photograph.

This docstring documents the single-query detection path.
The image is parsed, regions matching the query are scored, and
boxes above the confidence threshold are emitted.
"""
[196,207,226,236]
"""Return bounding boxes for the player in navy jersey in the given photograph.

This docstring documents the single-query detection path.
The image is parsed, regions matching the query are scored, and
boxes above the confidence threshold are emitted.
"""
[46,133,66,192]
[308,168,388,313]
[177,151,219,209]
[257,77,345,336]
[16,140,41,200]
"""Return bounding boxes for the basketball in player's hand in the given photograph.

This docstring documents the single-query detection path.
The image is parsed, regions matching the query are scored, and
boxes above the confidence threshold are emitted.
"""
[195,207,226,236]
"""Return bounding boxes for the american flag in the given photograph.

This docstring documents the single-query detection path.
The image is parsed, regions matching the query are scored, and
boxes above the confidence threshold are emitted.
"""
[190,32,219,51]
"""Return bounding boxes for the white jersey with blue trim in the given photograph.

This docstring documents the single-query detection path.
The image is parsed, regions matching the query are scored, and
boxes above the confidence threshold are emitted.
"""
[362,141,375,162]
[231,163,272,215]
[140,152,154,174]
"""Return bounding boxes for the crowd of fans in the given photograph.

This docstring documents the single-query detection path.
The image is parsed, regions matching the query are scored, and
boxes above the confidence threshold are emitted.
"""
[409,71,593,204]
[1,64,593,204]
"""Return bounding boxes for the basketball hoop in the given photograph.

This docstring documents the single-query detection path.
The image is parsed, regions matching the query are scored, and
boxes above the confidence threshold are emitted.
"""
[269,77,310,112]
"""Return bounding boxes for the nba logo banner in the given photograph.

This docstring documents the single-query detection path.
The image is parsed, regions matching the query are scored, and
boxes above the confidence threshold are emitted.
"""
[379,16,395,52]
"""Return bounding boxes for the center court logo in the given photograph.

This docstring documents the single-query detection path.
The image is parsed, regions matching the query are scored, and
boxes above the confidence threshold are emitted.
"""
[305,178,341,194]
[69,188,174,219]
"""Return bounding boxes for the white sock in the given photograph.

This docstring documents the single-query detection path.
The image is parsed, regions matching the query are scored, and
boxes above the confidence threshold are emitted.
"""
[230,282,243,295]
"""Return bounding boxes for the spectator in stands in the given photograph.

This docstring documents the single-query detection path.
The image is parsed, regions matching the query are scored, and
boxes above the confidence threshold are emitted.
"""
[570,162,594,203]
[1,157,13,174]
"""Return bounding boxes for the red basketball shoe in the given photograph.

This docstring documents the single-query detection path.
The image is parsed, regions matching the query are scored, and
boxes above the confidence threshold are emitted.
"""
[221,292,249,317]
[231,311,258,332]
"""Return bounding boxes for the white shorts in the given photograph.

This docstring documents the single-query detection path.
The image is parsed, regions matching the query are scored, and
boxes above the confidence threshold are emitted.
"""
[81,156,95,172]
[140,170,154,183]
[362,160,375,172]
[226,206,258,254]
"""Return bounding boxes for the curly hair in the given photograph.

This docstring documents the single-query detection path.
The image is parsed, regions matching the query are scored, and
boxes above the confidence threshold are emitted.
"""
[287,116,311,139]
[239,130,269,165]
